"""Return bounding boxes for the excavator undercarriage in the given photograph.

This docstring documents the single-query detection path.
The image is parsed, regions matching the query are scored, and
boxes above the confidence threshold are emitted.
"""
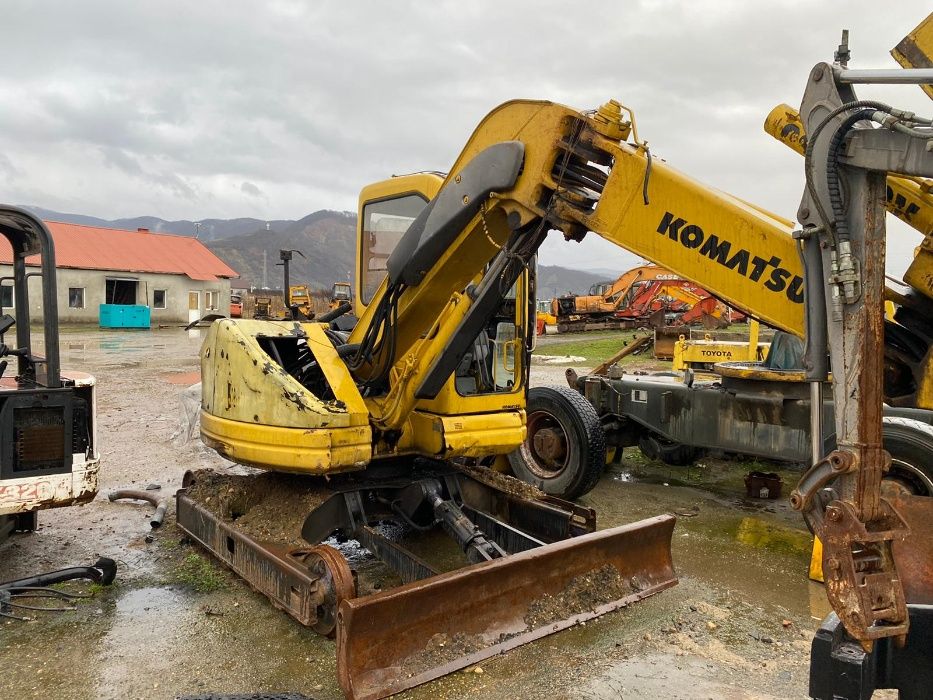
[177,464,675,700]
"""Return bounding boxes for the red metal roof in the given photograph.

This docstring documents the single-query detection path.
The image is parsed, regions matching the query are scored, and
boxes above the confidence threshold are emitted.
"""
[0,220,238,281]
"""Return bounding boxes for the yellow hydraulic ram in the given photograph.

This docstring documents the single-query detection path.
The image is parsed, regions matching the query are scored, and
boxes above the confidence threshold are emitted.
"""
[764,103,933,238]
[765,103,933,302]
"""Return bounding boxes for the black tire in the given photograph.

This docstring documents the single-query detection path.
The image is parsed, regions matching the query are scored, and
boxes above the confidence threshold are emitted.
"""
[880,418,933,497]
[823,418,933,497]
[508,385,606,499]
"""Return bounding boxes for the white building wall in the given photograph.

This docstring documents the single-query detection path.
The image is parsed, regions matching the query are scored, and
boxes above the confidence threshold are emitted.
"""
[0,265,232,324]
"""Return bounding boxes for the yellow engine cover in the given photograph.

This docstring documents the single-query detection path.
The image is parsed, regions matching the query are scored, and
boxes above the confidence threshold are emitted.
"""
[200,319,372,475]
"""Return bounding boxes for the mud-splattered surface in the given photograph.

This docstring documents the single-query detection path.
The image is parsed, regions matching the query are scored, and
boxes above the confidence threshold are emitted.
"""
[0,327,883,700]
[400,565,637,679]
[401,631,489,679]
[185,470,331,548]
[455,462,546,501]
[524,565,634,628]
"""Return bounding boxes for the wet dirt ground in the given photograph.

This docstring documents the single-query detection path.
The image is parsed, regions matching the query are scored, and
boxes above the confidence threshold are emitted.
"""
[0,327,849,699]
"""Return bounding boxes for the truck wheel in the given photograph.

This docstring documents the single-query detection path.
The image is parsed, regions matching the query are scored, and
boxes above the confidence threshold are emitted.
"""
[509,385,606,499]
[881,418,933,497]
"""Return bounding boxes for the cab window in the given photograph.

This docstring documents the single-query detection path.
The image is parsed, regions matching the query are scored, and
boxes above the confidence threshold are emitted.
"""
[360,194,426,305]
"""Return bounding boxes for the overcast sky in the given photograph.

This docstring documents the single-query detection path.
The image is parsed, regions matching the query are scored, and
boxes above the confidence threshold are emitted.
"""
[1,1,930,277]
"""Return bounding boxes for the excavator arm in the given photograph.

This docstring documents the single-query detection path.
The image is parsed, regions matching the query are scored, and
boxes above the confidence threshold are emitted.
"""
[350,81,933,443]
[346,99,810,439]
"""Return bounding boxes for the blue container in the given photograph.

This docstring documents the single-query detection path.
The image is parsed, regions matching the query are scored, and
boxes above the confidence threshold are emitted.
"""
[99,304,151,329]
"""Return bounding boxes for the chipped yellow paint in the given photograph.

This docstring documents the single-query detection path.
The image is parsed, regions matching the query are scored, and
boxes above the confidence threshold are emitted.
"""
[200,318,373,473]
[201,319,369,429]
[404,410,525,457]
[200,411,371,474]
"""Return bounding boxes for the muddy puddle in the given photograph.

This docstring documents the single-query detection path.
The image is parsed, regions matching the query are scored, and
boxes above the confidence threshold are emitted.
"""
[590,457,827,622]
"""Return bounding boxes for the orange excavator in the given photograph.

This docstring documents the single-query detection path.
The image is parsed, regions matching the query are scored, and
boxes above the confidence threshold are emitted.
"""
[552,263,732,331]
[616,277,734,327]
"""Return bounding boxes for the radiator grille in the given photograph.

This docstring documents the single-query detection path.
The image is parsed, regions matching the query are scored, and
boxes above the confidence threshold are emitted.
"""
[14,406,66,472]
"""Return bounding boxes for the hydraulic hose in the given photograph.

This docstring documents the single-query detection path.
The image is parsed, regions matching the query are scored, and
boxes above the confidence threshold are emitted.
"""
[0,557,117,589]
[108,489,168,529]
[825,109,876,242]
[317,301,352,324]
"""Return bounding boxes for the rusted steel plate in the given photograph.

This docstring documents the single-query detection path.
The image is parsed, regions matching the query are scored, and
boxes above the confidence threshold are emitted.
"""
[653,327,683,360]
[336,514,676,700]
[176,491,349,633]
[891,493,933,604]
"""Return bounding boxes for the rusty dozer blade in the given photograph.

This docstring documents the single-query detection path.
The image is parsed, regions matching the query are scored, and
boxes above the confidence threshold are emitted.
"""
[337,514,676,700]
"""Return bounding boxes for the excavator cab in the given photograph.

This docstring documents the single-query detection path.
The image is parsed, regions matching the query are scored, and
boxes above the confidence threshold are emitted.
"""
[355,174,533,421]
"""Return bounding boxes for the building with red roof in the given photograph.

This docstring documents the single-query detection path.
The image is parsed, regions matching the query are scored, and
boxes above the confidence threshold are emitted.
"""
[0,220,238,324]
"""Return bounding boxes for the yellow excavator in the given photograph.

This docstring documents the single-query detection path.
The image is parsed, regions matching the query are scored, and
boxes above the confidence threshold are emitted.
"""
[184,14,933,700]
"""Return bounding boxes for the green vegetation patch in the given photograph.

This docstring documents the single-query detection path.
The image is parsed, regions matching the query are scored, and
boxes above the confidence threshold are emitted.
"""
[172,553,228,593]
[534,332,657,366]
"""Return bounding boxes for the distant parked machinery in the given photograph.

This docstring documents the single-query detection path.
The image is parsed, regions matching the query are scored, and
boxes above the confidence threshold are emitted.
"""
[551,264,733,332]
[330,281,352,310]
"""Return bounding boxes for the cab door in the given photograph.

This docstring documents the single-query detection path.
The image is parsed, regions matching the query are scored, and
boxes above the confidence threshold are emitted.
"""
[354,174,444,318]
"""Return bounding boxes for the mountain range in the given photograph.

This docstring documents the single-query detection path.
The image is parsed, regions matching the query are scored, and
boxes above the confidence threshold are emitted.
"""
[23,205,610,296]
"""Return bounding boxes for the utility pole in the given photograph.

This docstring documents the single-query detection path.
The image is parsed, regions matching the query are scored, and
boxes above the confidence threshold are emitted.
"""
[278,249,305,320]
[194,222,201,239]
[262,222,271,289]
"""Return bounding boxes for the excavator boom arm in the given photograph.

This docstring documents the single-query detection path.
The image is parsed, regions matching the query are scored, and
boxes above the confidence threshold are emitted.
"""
[349,101,809,432]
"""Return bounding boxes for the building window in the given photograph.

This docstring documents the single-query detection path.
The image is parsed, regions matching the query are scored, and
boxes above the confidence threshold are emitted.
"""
[68,288,85,309]
[153,289,167,309]
[205,291,219,311]
[105,278,138,305]
[0,285,12,310]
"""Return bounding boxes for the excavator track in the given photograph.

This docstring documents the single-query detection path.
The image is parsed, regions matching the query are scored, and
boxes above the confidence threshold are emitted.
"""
[176,467,676,700]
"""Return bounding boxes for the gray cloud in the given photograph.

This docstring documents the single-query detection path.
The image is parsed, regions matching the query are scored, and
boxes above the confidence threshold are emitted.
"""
[241,181,264,197]
[0,0,929,276]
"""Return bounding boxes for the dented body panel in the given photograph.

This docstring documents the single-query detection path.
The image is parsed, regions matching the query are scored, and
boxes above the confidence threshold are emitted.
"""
[200,316,530,474]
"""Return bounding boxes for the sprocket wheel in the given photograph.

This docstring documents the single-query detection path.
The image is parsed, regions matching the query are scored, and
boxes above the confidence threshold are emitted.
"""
[291,544,356,637]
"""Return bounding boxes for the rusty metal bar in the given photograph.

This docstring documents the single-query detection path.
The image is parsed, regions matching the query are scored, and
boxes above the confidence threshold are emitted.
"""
[356,525,437,584]
[176,492,338,631]
[590,333,653,376]
[889,494,933,605]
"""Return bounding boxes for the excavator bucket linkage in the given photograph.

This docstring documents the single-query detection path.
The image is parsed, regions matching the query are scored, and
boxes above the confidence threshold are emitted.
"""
[176,466,676,700]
